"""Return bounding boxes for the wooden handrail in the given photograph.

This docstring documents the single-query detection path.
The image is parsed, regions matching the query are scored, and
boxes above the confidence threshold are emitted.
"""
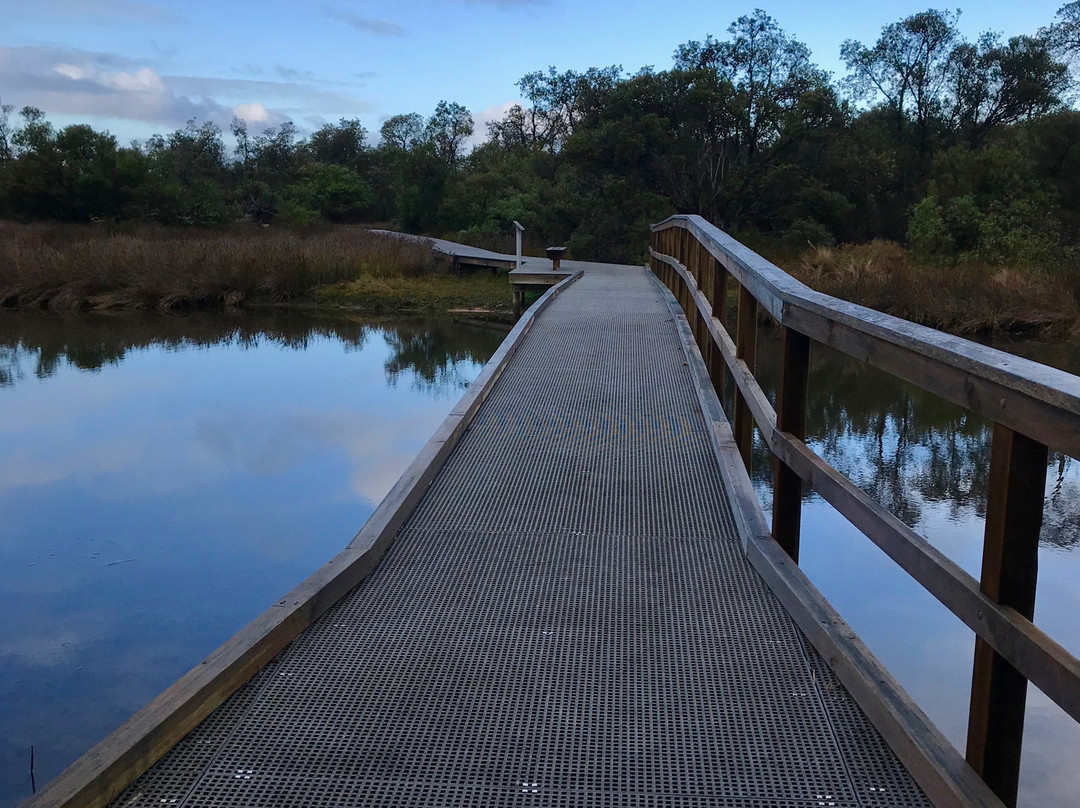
[648,214,1080,808]
[652,215,1080,460]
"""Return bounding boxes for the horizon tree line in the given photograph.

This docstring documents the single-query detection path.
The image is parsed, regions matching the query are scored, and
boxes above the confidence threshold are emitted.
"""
[3,6,1080,267]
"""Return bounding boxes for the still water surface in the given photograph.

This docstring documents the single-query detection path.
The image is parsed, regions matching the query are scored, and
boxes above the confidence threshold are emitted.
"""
[1,313,1078,806]
[0,311,504,805]
[745,331,1080,808]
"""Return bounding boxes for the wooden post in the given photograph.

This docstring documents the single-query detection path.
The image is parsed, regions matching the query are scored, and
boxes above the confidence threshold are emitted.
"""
[965,423,1047,807]
[690,234,702,289]
[694,237,709,364]
[733,284,757,471]
[708,255,728,399]
[691,238,708,352]
[772,327,811,562]
[712,258,728,328]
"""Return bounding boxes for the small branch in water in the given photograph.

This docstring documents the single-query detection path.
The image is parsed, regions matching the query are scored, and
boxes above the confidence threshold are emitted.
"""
[102,558,135,567]
[30,744,35,794]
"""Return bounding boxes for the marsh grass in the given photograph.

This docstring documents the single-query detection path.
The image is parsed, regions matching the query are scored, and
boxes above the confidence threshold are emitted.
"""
[0,223,494,313]
[775,240,1080,336]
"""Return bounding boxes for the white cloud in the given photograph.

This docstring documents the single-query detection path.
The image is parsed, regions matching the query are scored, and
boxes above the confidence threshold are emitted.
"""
[0,45,370,131]
[102,67,167,93]
[54,63,89,81]
[233,102,270,123]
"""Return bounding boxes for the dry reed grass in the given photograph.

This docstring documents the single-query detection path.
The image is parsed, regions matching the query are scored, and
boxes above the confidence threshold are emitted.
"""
[782,240,1079,335]
[0,223,452,312]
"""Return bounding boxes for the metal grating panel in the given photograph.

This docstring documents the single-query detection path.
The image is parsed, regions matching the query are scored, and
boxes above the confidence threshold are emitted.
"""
[109,265,930,808]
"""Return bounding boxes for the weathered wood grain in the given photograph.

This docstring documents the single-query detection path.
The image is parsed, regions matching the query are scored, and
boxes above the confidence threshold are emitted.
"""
[652,215,1080,459]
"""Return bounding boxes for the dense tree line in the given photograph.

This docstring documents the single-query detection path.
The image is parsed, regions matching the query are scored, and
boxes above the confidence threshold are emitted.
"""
[3,6,1080,266]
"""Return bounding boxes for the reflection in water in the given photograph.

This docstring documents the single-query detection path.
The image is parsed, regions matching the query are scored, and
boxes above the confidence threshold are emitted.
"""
[383,322,508,393]
[749,332,1080,550]
[745,328,1080,807]
[0,310,503,807]
[0,311,503,396]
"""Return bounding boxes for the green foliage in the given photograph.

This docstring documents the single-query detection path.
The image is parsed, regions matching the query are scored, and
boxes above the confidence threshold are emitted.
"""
[907,195,953,257]
[907,143,1064,265]
[0,6,1077,275]
[286,163,373,222]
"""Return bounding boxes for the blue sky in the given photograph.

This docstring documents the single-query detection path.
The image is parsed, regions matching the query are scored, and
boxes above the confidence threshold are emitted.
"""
[0,0,1070,146]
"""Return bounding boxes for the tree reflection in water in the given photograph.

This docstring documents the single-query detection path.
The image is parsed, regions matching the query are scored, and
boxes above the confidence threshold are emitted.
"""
[748,328,1080,551]
[382,320,508,393]
[0,310,505,398]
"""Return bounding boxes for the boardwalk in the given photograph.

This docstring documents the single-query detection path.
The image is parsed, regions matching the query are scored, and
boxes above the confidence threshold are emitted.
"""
[101,264,929,808]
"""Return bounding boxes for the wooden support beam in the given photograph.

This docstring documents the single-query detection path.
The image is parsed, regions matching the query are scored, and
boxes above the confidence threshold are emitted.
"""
[692,239,707,351]
[708,256,728,399]
[966,424,1048,807]
[772,327,811,562]
[734,284,758,471]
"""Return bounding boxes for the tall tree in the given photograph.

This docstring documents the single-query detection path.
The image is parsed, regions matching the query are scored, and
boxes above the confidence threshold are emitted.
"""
[379,113,426,151]
[841,9,961,146]
[425,101,473,167]
[946,33,1068,145]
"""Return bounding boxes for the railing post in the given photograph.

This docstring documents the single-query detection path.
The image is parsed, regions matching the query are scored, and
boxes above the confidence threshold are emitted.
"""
[733,284,757,471]
[690,236,704,350]
[966,423,1047,807]
[772,327,810,562]
[708,253,728,398]
[691,234,703,289]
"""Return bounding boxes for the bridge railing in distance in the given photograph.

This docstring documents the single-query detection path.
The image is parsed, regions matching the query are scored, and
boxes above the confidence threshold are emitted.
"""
[649,214,1080,808]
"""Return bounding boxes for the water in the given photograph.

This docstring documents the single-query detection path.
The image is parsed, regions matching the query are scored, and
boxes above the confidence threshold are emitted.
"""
[0,310,505,805]
[745,329,1080,808]
[1,311,1077,806]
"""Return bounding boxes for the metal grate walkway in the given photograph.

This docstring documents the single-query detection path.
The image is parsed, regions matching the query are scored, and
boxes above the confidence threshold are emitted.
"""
[110,265,930,808]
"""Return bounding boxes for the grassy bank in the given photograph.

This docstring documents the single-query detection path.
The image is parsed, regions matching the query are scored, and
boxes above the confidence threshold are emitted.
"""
[0,223,513,314]
[4,222,1076,336]
[765,240,1080,337]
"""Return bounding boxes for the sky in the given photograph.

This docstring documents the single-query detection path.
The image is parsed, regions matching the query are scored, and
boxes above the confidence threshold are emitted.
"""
[0,0,1071,147]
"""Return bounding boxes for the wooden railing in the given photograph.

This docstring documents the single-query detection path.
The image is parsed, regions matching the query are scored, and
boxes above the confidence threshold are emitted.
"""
[649,214,1080,808]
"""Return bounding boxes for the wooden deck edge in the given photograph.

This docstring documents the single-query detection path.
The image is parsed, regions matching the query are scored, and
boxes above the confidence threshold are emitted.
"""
[23,272,584,808]
[647,270,1006,808]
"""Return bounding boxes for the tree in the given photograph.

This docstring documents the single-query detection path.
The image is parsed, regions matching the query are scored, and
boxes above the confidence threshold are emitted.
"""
[379,113,425,150]
[1044,1,1080,63]
[513,66,622,152]
[907,142,1062,265]
[139,119,230,224]
[309,118,369,169]
[946,33,1068,145]
[671,11,841,226]
[425,101,473,166]
[0,100,14,163]
[286,162,373,222]
[676,10,830,160]
[841,9,961,145]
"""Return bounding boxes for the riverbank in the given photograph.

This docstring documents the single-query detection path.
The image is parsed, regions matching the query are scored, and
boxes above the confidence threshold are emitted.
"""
[771,240,1079,337]
[0,223,515,315]
[5,223,1078,336]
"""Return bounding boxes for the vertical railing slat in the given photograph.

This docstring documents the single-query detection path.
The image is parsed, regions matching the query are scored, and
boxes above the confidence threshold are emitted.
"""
[772,327,811,562]
[733,284,757,471]
[966,423,1048,807]
[709,255,728,398]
